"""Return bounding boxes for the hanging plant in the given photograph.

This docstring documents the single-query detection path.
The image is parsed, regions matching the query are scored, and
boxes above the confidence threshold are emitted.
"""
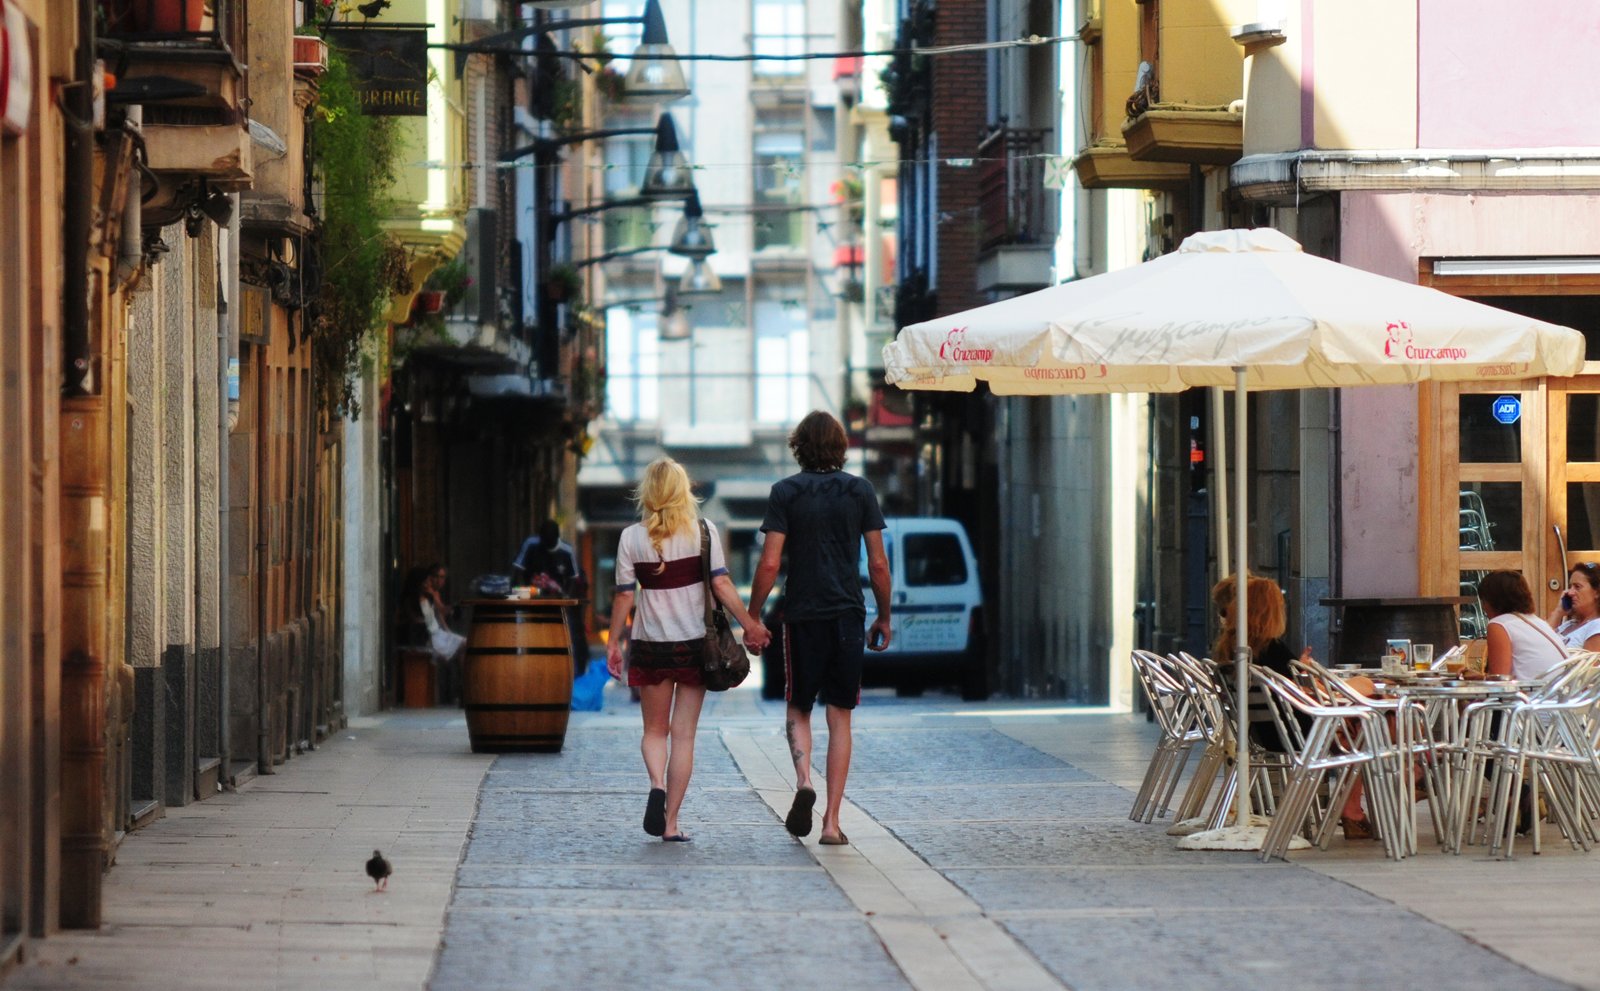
[307,46,410,421]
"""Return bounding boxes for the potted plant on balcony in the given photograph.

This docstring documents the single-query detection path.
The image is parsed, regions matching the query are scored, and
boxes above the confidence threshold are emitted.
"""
[122,0,207,33]
[545,264,582,304]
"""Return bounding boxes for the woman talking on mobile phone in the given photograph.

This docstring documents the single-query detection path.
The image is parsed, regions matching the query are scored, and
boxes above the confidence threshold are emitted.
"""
[1545,561,1600,652]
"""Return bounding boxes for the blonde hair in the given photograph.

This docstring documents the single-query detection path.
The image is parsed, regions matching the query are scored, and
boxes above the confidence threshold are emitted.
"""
[1211,574,1286,660]
[633,458,700,569]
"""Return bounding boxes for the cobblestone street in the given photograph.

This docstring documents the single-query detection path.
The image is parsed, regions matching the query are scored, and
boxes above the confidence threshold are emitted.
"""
[10,686,1600,991]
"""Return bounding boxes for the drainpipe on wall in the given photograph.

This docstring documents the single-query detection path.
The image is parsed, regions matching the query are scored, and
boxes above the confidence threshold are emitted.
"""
[257,335,271,772]
[217,201,238,774]
[59,0,105,929]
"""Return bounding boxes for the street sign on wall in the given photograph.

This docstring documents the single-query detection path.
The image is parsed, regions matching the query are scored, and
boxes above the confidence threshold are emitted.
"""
[324,27,428,117]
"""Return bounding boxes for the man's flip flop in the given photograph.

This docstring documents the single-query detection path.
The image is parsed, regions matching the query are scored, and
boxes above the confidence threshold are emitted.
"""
[662,834,692,842]
[785,787,816,837]
[643,788,667,837]
[818,831,849,846]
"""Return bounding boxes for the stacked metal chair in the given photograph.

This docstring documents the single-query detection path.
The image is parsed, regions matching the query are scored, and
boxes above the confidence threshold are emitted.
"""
[1127,650,1205,822]
[1451,652,1600,858]
[1255,662,1420,861]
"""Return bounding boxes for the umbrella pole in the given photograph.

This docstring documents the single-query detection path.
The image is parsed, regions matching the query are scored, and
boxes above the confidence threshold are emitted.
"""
[1232,366,1251,827]
[1178,368,1307,853]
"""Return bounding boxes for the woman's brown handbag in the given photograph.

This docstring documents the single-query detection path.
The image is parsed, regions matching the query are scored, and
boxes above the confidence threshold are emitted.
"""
[698,520,750,691]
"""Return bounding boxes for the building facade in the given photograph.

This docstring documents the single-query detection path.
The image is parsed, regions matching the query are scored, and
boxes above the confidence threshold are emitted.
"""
[578,0,854,614]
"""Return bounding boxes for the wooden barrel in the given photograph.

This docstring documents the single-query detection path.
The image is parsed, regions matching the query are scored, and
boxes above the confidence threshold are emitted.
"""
[462,598,577,753]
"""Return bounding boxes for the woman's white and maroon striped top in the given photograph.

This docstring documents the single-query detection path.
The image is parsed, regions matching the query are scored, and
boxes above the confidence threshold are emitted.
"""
[616,519,728,643]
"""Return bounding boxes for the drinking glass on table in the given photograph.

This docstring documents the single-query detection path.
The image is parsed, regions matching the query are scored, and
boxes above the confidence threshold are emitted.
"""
[1412,643,1434,671]
[1382,652,1403,675]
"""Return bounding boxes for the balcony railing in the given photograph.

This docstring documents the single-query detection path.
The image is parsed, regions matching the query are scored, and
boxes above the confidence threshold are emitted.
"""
[976,125,1052,251]
[98,0,241,55]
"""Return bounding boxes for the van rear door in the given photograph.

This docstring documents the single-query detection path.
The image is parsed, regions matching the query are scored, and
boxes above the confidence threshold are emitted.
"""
[895,522,977,655]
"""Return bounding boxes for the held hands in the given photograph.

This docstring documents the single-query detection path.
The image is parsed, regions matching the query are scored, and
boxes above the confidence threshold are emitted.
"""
[742,621,771,654]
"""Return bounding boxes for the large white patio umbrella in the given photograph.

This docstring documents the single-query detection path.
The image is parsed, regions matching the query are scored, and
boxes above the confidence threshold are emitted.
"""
[884,228,1586,849]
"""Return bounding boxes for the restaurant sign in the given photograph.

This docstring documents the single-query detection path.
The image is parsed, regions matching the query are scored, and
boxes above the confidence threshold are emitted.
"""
[324,27,427,117]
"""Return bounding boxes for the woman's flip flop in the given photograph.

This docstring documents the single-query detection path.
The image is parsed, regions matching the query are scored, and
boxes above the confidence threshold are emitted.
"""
[662,833,693,842]
[817,831,849,846]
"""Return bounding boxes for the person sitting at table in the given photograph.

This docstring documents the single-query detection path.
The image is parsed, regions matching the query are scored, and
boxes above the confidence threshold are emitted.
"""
[1482,570,1568,681]
[1217,576,1388,841]
[1544,561,1600,651]
[1211,575,1300,753]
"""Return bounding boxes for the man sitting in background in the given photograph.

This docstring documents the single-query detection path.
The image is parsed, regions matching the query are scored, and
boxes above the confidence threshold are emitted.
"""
[512,519,589,671]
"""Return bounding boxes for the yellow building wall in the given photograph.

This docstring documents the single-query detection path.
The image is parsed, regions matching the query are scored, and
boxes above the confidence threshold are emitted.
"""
[1159,0,1250,107]
[1311,0,1416,149]
[1240,2,1303,156]
[1100,0,1142,139]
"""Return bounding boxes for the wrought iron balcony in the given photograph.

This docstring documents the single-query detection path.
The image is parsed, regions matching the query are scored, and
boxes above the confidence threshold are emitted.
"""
[976,125,1054,293]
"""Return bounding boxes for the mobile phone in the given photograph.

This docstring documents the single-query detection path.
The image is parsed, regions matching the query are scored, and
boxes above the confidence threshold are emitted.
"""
[1562,592,1575,612]
[869,628,886,650]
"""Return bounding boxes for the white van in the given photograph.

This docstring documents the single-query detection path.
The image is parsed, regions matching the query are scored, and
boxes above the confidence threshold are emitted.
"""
[759,516,987,700]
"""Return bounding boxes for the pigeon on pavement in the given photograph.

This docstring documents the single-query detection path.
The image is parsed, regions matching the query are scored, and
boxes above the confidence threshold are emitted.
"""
[366,850,391,891]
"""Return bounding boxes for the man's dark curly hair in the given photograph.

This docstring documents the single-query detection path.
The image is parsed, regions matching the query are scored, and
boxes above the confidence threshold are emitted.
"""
[788,410,848,472]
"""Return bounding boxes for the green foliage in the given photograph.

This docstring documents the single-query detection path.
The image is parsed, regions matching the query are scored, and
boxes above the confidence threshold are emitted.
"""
[424,254,472,308]
[309,48,410,421]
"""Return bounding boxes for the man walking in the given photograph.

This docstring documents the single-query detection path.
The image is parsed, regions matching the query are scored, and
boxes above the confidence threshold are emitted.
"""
[748,410,892,846]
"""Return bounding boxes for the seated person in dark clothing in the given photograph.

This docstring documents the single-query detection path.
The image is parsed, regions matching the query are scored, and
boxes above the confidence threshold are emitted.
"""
[1216,574,1382,842]
[512,519,589,671]
[1211,574,1299,754]
[513,519,582,594]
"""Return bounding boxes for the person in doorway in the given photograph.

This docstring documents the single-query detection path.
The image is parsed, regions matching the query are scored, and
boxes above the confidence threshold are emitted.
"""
[1483,570,1569,681]
[421,563,466,703]
[748,410,892,847]
[605,458,768,842]
[1545,561,1600,651]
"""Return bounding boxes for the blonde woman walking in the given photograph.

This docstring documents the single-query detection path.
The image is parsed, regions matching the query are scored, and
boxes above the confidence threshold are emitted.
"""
[605,458,768,841]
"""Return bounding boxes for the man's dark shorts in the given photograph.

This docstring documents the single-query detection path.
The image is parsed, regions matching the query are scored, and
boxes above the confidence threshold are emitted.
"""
[782,614,865,710]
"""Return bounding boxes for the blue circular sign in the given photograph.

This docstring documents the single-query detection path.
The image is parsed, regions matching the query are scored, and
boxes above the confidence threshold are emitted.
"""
[1491,395,1521,425]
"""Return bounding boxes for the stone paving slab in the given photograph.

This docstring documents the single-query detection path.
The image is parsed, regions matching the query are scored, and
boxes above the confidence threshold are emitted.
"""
[853,782,1145,823]
[433,724,913,991]
[1002,912,1569,991]
[431,911,908,991]
[449,865,846,913]
[6,710,491,991]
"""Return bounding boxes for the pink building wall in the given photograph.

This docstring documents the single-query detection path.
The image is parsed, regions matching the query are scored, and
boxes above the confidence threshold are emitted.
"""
[1419,0,1600,148]
[1336,190,1600,596]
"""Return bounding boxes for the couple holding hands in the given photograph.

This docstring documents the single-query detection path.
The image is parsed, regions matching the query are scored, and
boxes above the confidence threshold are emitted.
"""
[604,411,893,845]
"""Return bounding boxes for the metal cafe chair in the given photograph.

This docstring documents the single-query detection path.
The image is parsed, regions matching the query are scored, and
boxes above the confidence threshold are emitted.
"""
[1457,654,1600,858]
[1128,649,1204,823]
[1165,652,1292,831]
[1255,666,1411,861]
[1289,658,1425,858]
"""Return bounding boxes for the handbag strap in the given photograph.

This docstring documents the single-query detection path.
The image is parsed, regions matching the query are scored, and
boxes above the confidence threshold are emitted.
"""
[1514,612,1570,656]
[698,518,715,635]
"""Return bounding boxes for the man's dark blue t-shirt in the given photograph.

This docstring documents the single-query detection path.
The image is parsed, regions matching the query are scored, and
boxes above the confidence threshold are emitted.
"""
[761,469,886,623]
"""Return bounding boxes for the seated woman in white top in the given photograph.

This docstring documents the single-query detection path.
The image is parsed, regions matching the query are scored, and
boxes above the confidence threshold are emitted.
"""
[1481,570,1568,681]
[1544,562,1600,651]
